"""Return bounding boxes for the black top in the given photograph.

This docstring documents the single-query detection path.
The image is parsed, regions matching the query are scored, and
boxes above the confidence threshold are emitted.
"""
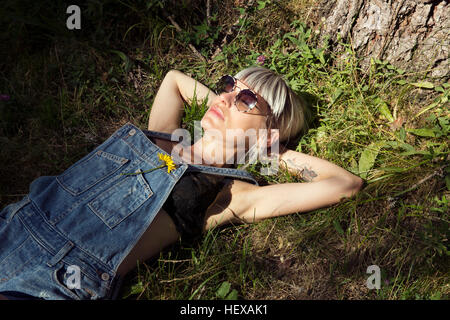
[145,131,257,240]
[162,172,229,240]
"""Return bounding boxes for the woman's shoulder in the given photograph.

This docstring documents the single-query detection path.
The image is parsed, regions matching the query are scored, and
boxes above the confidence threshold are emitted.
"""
[211,175,260,197]
[203,176,261,230]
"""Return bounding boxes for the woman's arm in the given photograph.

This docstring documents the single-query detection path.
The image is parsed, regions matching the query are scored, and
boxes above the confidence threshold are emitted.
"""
[148,70,216,133]
[277,146,362,184]
[205,148,363,228]
[239,148,363,223]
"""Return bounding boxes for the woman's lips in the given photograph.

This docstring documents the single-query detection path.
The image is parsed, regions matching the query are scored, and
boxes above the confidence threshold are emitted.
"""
[209,106,224,120]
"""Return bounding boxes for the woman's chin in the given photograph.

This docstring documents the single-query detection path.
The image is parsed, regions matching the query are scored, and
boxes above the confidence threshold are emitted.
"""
[200,116,221,132]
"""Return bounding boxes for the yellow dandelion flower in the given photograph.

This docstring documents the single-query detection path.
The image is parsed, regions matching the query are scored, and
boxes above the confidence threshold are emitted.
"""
[121,153,176,176]
[158,153,176,173]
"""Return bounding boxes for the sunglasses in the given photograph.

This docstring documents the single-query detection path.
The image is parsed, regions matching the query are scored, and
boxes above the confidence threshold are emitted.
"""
[215,75,270,116]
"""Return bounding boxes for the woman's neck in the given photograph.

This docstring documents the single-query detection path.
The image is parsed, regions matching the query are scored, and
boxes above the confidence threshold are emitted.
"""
[180,137,235,168]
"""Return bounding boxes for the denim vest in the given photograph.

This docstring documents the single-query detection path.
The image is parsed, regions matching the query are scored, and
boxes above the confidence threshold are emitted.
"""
[0,123,257,300]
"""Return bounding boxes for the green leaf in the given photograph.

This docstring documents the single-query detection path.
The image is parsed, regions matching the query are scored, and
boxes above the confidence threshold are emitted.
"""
[374,58,384,65]
[396,141,430,156]
[398,127,406,141]
[413,101,439,119]
[359,142,383,179]
[226,289,238,300]
[213,53,226,62]
[318,51,325,65]
[406,128,438,137]
[438,117,449,132]
[257,1,267,10]
[289,78,301,91]
[330,87,343,105]
[310,138,317,153]
[216,281,231,299]
[380,166,408,173]
[378,102,394,122]
[411,81,435,89]
[123,281,144,298]
[399,142,416,153]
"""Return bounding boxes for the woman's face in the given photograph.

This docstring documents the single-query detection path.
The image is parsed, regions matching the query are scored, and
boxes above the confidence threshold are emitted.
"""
[201,77,271,138]
[200,77,273,164]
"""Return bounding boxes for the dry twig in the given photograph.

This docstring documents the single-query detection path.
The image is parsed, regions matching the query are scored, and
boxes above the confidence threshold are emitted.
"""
[166,15,206,62]
[393,164,448,198]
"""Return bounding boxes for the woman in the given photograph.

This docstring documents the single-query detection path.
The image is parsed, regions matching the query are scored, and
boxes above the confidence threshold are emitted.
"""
[0,66,363,300]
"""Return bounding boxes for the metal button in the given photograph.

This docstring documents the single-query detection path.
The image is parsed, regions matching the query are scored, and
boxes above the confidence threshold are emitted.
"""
[101,273,110,281]
[129,129,136,136]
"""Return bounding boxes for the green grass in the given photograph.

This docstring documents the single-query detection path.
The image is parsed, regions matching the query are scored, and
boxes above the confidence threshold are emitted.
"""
[0,0,448,300]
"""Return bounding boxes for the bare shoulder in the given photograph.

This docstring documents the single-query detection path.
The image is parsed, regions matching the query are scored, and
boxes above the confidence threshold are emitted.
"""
[203,178,259,230]
[216,178,259,202]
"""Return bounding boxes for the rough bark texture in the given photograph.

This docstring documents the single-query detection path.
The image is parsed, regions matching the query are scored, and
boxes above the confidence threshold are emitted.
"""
[310,0,449,80]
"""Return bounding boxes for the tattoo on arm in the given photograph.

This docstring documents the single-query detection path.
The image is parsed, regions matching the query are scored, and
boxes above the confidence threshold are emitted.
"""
[284,159,318,182]
[300,167,318,182]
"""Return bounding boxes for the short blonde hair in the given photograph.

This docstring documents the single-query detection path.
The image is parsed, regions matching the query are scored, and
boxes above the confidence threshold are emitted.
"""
[234,66,309,145]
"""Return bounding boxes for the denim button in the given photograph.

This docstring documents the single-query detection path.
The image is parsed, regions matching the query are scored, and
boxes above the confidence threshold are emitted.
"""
[101,273,110,281]
[129,129,136,136]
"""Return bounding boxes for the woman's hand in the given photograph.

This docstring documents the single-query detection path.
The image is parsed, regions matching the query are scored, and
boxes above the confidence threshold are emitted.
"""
[148,70,216,133]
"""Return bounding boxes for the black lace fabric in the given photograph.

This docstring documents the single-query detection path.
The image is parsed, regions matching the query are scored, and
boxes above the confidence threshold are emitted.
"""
[162,172,229,240]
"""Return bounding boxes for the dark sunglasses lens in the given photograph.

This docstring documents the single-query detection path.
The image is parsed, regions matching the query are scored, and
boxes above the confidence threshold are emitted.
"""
[236,90,258,112]
[216,75,235,93]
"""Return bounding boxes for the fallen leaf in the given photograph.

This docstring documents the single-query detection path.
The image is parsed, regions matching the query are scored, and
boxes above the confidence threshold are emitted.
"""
[389,116,405,131]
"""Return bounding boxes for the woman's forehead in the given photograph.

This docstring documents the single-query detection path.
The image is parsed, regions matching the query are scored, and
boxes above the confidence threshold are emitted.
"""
[235,78,250,89]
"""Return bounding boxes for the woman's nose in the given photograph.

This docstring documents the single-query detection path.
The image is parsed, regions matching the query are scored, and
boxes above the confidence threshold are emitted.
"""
[219,91,235,108]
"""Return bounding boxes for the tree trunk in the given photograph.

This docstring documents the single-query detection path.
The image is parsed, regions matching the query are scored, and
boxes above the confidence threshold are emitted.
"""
[310,0,449,80]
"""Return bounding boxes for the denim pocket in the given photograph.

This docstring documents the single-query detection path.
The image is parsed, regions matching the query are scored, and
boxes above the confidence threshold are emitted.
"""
[57,150,129,196]
[87,172,153,229]
[52,262,102,300]
[0,235,47,285]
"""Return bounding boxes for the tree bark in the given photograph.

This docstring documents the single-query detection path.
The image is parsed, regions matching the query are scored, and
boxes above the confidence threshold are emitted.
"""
[310,0,449,80]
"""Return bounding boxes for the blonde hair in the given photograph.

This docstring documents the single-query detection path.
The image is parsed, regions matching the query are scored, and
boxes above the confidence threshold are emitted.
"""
[234,66,309,145]
[231,66,310,173]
